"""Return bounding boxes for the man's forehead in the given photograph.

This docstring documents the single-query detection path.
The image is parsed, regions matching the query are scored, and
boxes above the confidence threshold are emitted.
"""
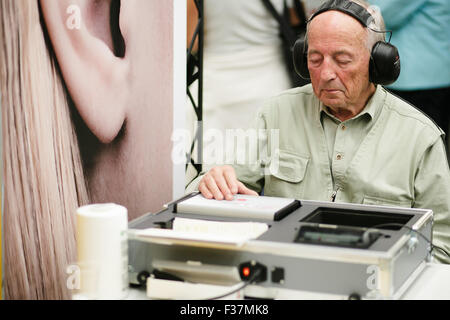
[308,10,366,39]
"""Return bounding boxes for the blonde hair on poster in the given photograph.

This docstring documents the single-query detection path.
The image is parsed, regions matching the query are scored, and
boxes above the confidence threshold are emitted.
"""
[0,0,89,299]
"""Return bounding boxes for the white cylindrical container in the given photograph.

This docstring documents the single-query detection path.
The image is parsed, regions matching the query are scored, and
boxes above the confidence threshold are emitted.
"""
[76,203,129,300]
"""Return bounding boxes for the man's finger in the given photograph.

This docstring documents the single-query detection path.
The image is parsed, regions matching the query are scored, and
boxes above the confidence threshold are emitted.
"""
[198,181,213,199]
[204,175,225,200]
[237,181,259,196]
[223,168,238,194]
[212,172,233,200]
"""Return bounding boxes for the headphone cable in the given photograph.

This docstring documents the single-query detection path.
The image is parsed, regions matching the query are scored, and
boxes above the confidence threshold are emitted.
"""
[367,27,393,42]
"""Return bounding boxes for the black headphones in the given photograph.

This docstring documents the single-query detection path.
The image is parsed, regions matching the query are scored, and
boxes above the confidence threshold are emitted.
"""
[293,0,400,85]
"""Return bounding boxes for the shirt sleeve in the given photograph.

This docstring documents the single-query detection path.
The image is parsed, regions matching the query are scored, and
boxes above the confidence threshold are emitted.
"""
[368,0,427,30]
[413,136,450,264]
[185,171,206,194]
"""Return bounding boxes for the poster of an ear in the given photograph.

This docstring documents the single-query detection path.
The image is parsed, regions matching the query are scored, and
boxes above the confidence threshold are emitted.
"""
[0,0,175,300]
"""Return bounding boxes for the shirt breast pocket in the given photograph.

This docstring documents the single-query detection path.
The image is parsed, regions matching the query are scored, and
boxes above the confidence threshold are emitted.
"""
[265,150,309,198]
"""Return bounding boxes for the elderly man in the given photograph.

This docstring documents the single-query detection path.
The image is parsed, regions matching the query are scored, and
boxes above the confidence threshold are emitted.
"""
[188,0,450,263]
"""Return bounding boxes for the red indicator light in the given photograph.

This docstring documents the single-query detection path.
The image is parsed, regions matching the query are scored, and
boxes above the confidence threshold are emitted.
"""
[243,267,250,277]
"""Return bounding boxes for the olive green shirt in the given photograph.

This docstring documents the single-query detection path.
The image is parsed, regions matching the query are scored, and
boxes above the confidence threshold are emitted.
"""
[188,84,450,263]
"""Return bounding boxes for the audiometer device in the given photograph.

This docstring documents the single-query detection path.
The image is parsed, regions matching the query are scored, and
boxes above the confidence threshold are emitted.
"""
[127,192,433,300]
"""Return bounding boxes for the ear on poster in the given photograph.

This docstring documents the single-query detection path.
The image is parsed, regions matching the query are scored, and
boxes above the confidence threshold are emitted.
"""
[40,0,130,144]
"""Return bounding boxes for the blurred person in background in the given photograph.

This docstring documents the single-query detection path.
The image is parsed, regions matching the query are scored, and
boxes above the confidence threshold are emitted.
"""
[369,0,450,152]
[186,0,307,179]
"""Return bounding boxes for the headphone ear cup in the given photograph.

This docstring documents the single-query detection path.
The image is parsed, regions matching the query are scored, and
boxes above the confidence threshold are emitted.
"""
[369,41,401,85]
[293,33,310,80]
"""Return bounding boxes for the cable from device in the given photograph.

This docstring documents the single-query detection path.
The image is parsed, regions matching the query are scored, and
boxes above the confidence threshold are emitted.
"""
[206,268,263,300]
[149,267,263,300]
[371,223,450,259]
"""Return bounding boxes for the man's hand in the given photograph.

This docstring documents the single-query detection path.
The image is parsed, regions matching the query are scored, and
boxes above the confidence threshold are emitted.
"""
[198,165,259,200]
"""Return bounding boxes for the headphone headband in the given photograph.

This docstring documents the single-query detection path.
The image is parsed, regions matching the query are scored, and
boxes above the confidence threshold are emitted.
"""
[309,0,374,27]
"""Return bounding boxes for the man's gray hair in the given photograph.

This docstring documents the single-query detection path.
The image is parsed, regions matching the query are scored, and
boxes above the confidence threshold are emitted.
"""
[351,0,387,49]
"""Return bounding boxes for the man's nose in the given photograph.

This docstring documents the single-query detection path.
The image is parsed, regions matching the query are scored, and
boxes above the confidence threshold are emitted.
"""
[320,59,337,81]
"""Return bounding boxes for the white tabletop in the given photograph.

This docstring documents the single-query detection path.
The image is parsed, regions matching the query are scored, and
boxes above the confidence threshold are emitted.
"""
[401,263,450,300]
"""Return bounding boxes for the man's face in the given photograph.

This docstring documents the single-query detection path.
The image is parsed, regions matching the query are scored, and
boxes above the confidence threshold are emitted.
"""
[307,11,373,111]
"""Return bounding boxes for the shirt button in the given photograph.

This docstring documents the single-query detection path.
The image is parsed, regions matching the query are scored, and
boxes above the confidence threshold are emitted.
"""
[336,154,343,160]
[341,125,346,131]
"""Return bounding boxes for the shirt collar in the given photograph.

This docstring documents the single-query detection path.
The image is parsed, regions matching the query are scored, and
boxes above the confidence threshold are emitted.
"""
[319,85,385,123]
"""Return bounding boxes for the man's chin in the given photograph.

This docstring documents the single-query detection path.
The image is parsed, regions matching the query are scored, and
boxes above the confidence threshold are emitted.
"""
[319,96,345,109]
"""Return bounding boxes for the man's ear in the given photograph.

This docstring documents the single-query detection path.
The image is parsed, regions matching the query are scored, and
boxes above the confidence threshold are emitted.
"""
[40,0,130,144]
